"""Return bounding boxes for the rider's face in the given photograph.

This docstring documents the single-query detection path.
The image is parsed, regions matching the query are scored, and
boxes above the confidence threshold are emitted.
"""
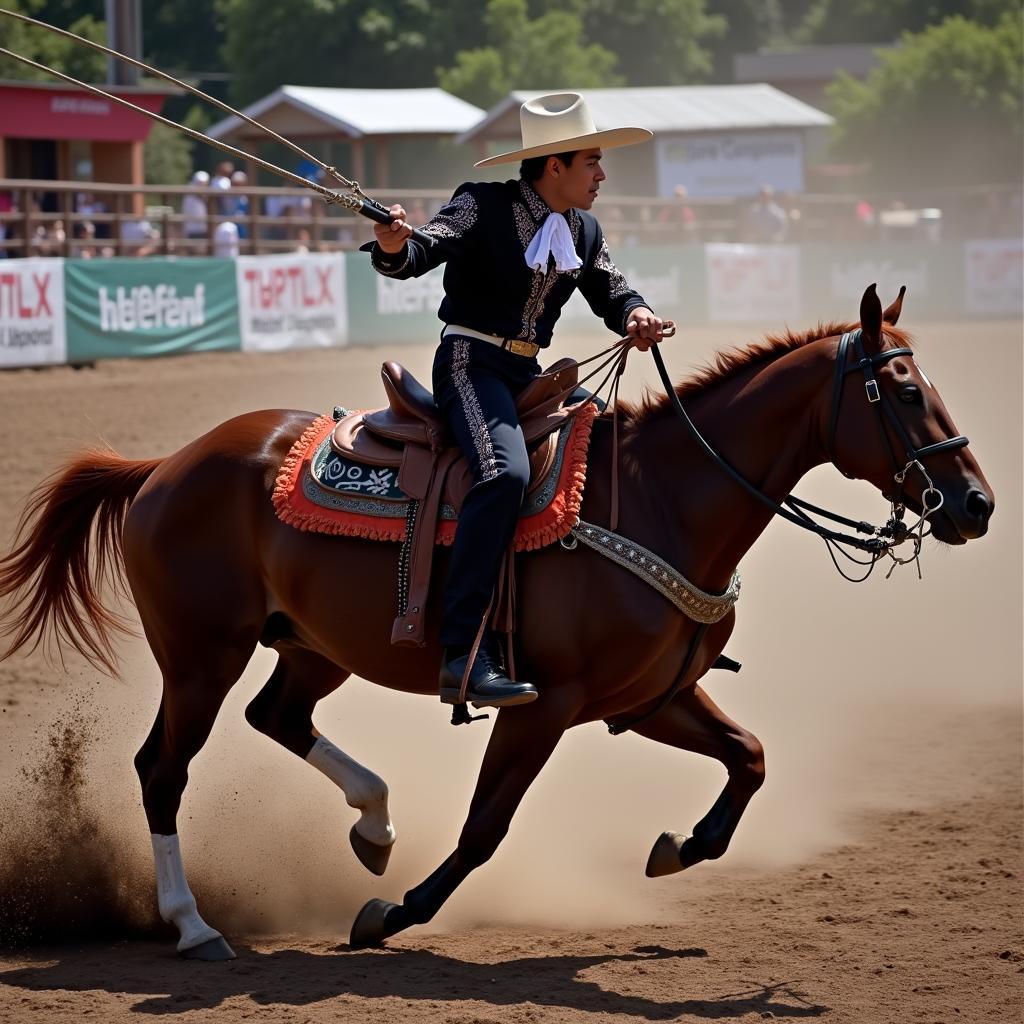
[549,149,606,211]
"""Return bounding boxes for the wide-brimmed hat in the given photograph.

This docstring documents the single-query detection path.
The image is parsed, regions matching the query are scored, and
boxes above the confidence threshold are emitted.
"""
[474,92,652,169]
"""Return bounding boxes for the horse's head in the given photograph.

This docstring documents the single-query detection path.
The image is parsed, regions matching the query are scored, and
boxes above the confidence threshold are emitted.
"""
[829,284,994,545]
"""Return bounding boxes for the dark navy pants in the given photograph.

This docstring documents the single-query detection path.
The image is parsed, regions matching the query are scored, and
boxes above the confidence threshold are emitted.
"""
[432,335,540,647]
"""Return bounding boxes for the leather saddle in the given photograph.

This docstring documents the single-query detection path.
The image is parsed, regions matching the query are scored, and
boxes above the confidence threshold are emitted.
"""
[330,358,583,647]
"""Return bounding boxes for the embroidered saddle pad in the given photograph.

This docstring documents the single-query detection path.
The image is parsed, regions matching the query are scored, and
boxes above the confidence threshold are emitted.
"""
[272,403,598,550]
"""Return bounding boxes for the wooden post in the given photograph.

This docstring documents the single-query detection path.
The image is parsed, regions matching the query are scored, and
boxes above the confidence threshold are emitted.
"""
[376,138,390,189]
[352,139,366,189]
[22,186,32,257]
[61,190,71,257]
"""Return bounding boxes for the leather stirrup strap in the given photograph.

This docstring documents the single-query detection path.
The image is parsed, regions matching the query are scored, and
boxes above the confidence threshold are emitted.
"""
[391,447,460,646]
[458,591,496,704]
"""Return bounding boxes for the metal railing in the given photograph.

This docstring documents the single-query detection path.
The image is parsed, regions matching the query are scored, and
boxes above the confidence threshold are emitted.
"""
[0,178,1020,258]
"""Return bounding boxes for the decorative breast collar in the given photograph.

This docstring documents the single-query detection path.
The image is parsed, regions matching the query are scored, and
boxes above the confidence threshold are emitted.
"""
[570,521,741,624]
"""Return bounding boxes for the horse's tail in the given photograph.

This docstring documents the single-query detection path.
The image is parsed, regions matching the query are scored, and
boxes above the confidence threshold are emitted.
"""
[0,448,163,674]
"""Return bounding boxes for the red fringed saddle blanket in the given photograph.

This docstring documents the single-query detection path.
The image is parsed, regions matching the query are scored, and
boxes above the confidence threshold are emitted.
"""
[272,403,598,550]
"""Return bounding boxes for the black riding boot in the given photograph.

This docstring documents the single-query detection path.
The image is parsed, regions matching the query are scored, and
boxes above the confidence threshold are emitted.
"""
[439,642,538,709]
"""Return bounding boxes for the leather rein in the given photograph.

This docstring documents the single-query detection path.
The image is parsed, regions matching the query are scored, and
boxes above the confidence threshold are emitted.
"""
[649,328,969,581]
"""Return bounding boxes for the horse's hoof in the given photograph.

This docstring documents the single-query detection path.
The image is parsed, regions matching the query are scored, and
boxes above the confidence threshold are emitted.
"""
[645,830,687,877]
[180,936,236,961]
[349,897,400,949]
[349,823,394,877]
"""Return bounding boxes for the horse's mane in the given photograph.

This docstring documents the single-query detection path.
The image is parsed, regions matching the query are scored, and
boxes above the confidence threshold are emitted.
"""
[617,320,914,425]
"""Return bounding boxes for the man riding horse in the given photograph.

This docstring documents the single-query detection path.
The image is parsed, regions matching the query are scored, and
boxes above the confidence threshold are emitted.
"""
[366,92,666,710]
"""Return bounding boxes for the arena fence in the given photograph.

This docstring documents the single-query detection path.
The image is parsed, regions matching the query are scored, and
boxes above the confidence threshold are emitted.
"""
[1,240,1020,369]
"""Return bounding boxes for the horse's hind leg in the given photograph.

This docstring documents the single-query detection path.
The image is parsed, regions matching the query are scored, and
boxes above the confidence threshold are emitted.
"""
[134,639,257,961]
[349,696,573,948]
[244,643,396,874]
[632,683,765,876]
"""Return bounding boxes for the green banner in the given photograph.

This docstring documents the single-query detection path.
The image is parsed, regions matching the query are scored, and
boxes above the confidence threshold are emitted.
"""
[65,258,241,362]
[346,254,446,346]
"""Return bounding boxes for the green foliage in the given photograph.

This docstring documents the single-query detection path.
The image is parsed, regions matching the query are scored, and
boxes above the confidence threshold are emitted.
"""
[144,0,229,74]
[797,0,1022,44]
[221,0,452,104]
[583,0,726,85]
[0,0,105,82]
[438,0,622,109]
[143,120,193,184]
[828,14,1023,186]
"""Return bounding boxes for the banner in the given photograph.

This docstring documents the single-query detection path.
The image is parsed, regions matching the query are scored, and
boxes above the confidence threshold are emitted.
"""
[346,255,446,345]
[965,239,1023,317]
[236,253,347,351]
[656,132,804,199]
[705,244,800,322]
[0,258,66,368]
[64,258,240,361]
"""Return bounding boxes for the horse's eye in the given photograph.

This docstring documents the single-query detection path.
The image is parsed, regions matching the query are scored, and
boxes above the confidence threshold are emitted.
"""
[899,385,921,405]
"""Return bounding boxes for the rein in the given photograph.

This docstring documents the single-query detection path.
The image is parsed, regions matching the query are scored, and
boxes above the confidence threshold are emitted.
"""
[649,330,969,581]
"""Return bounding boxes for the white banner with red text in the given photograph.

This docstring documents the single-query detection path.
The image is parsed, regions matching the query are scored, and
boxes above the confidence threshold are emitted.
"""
[236,252,347,352]
[0,258,66,368]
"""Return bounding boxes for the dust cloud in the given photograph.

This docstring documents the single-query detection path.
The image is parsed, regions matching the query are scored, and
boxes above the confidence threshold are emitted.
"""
[0,318,1019,944]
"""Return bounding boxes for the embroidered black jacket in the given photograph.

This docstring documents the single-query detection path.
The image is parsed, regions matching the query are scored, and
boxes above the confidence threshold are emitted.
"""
[362,179,649,349]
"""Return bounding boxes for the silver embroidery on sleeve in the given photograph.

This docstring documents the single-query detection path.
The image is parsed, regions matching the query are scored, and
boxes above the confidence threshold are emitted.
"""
[451,339,497,480]
[423,191,479,241]
[371,244,411,277]
[593,238,630,299]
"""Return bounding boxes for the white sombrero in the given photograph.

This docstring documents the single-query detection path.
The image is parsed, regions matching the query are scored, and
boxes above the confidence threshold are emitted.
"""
[474,92,653,169]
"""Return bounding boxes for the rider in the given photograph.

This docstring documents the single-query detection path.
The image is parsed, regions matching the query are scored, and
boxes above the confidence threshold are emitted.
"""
[365,92,665,709]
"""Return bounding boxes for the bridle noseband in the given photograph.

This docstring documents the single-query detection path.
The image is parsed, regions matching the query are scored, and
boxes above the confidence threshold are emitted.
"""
[823,329,970,576]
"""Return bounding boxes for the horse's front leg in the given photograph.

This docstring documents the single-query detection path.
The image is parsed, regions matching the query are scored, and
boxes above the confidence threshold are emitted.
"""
[349,694,575,948]
[631,683,765,875]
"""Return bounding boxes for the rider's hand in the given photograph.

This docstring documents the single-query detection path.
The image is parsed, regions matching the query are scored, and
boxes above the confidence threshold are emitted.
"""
[626,307,665,352]
[374,204,413,253]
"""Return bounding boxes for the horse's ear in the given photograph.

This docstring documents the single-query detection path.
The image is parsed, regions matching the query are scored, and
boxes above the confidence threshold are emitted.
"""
[859,283,883,350]
[883,285,906,325]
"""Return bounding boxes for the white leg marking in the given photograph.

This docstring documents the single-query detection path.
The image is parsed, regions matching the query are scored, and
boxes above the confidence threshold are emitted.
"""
[307,735,396,847]
[150,833,223,952]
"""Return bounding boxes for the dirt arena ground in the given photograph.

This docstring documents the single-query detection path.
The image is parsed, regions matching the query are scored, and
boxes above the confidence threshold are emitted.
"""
[0,318,1020,1023]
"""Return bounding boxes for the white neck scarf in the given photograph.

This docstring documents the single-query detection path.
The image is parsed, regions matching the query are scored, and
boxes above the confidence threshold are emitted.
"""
[524,211,582,273]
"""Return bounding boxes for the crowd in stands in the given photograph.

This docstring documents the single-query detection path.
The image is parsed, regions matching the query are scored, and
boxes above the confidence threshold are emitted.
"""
[1,168,1021,258]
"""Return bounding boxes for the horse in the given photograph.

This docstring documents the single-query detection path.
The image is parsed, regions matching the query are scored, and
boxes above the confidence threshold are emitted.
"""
[0,285,993,960]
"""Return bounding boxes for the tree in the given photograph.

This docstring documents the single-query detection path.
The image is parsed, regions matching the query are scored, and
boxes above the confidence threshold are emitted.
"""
[583,0,725,85]
[796,0,1022,44]
[828,14,1023,187]
[0,0,105,82]
[221,0,452,105]
[438,0,622,109]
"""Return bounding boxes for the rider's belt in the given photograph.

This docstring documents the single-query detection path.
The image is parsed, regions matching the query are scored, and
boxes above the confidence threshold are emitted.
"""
[443,324,540,359]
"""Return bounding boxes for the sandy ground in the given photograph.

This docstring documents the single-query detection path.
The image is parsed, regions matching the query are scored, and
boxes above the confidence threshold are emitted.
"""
[0,318,1020,1023]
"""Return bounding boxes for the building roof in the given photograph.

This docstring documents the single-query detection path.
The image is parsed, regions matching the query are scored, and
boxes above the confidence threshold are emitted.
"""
[734,44,893,84]
[209,85,485,141]
[460,85,832,145]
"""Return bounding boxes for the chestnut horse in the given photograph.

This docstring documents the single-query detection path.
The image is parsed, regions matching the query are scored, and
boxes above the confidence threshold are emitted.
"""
[0,286,993,959]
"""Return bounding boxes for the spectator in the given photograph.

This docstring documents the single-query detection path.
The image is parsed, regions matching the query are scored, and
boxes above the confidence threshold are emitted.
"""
[211,161,234,215]
[182,170,210,244]
[294,227,312,253]
[745,185,788,243]
[230,170,251,238]
[658,184,697,241]
[123,218,160,257]
[213,220,239,258]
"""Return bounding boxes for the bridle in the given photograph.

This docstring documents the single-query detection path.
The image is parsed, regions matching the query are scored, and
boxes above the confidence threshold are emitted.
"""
[649,328,970,581]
